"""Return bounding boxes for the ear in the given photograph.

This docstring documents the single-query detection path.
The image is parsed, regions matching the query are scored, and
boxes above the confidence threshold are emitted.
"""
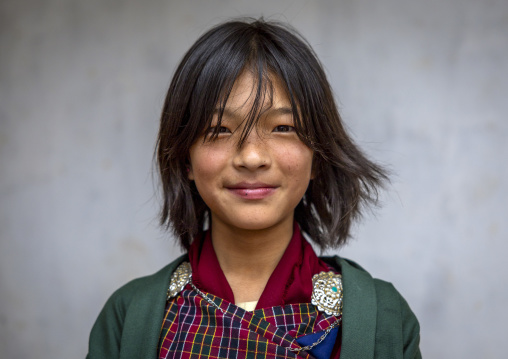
[310,157,316,180]
[187,164,194,180]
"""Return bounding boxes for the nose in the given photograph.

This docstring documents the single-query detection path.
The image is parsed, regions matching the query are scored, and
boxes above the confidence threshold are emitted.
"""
[233,130,271,171]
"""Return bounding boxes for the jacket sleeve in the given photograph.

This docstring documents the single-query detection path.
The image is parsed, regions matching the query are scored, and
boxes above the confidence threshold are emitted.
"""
[373,280,422,359]
[400,293,422,359]
[86,285,131,359]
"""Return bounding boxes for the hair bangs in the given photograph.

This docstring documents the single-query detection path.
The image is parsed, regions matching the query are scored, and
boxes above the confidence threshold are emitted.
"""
[192,22,313,149]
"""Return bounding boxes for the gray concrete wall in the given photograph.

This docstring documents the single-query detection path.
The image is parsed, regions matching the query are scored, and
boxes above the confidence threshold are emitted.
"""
[1,0,507,358]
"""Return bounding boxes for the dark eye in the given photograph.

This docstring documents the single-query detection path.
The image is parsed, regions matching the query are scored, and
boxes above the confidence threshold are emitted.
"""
[217,126,230,133]
[207,126,231,134]
[273,125,295,132]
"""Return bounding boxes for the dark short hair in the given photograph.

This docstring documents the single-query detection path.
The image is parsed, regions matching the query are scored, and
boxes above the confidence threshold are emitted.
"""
[156,18,388,250]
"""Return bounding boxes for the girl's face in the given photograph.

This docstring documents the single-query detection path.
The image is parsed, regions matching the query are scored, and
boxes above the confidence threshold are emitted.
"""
[188,72,314,234]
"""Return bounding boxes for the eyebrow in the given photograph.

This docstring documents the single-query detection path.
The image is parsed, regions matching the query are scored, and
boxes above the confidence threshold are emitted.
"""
[213,106,293,118]
[266,106,293,115]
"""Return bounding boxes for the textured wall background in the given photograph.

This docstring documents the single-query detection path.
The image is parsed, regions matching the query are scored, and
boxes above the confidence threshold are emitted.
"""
[1,0,507,358]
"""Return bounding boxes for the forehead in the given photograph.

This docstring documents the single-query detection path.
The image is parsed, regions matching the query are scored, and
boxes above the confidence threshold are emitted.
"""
[223,71,291,113]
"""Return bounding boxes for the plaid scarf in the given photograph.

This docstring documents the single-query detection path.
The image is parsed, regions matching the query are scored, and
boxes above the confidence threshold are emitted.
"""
[158,288,340,358]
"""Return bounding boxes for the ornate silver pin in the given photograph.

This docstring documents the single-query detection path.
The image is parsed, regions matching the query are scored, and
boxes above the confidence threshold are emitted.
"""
[167,262,192,299]
[311,271,343,316]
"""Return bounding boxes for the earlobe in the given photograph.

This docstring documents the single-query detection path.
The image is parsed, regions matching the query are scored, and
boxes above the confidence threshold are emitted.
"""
[187,165,194,180]
[310,160,316,180]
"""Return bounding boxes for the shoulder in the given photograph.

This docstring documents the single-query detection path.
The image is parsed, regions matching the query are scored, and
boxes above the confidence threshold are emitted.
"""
[87,254,187,359]
[321,255,412,307]
[99,254,186,318]
[321,255,422,359]
[108,254,186,304]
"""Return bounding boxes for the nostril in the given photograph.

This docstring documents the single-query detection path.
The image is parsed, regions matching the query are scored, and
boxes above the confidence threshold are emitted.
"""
[234,149,271,170]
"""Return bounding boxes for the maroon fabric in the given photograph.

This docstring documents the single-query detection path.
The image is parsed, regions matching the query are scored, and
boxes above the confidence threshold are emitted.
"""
[188,223,331,308]
[256,223,331,308]
[188,231,235,303]
[187,222,341,358]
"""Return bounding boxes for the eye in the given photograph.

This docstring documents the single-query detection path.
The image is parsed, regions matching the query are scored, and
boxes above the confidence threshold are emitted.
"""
[207,126,231,134]
[273,125,295,132]
[217,126,231,133]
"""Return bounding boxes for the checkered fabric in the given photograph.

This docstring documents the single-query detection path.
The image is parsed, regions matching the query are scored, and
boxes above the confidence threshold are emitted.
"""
[158,288,340,359]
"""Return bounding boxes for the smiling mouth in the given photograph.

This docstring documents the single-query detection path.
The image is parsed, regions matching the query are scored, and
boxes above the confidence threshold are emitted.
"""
[226,183,278,199]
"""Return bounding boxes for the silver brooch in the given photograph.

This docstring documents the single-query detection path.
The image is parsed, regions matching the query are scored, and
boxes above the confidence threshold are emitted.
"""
[311,271,343,316]
[167,262,192,299]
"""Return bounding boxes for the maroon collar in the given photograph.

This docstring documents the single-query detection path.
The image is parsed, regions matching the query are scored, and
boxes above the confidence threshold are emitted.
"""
[188,223,330,309]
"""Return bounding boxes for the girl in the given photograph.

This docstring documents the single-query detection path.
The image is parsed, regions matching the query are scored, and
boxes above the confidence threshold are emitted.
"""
[87,19,421,359]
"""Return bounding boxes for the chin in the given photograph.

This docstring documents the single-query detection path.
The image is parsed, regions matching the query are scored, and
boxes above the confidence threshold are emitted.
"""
[225,215,291,232]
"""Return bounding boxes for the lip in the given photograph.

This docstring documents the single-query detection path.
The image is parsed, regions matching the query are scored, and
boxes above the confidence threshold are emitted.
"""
[225,182,278,200]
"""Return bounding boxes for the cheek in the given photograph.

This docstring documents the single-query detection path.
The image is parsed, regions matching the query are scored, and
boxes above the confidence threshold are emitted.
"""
[189,147,228,185]
[278,145,314,179]
[189,149,231,214]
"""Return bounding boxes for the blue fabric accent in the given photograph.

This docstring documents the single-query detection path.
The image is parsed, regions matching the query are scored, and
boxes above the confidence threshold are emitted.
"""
[296,327,338,359]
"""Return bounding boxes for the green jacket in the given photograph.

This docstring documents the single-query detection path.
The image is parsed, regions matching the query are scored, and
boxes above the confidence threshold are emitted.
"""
[87,255,421,358]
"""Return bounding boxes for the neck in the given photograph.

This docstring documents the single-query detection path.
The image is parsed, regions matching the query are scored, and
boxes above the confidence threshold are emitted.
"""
[210,216,294,303]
